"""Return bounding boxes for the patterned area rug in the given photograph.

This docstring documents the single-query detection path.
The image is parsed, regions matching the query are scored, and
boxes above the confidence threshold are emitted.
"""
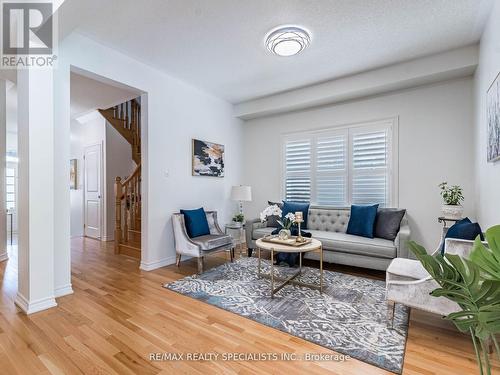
[165,257,409,374]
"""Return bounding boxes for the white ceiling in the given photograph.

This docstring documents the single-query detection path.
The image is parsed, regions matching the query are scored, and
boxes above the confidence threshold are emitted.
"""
[70,0,493,103]
[70,72,138,118]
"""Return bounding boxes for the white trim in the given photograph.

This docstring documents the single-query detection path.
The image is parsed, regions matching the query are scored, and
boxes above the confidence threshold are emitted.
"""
[392,117,400,207]
[54,284,74,298]
[15,293,57,315]
[140,255,176,271]
[0,252,8,262]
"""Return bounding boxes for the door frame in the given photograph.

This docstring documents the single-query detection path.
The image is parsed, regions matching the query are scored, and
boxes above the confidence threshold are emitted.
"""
[83,142,105,240]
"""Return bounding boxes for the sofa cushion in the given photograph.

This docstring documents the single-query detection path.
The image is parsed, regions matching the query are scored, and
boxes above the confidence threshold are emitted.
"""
[282,201,310,229]
[253,226,276,240]
[307,208,350,232]
[192,234,232,250]
[346,204,379,238]
[180,207,210,238]
[308,230,396,259]
[374,208,406,241]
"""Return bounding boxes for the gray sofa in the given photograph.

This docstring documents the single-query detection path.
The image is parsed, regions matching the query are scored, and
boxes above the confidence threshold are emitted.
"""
[245,206,410,271]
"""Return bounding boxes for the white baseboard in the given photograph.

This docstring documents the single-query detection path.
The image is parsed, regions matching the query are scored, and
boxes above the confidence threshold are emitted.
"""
[15,293,57,315]
[0,252,8,262]
[140,256,176,271]
[54,284,74,298]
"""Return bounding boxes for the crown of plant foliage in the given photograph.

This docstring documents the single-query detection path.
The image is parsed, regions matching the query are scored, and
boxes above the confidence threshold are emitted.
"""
[439,182,464,205]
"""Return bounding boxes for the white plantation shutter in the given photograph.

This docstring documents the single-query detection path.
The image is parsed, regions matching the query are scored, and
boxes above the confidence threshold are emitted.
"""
[283,120,395,207]
[315,133,347,206]
[284,139,311,202]
[351,128,391,207]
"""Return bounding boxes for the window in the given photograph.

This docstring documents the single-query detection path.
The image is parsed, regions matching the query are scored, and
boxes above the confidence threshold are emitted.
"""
[283,119,396,207]
[6,167,15,211]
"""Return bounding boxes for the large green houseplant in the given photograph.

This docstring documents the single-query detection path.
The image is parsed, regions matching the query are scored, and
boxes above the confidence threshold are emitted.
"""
[408,225,500,375]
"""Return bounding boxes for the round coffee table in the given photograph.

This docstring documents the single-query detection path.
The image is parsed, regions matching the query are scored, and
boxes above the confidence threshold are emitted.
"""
[255,238,323,298]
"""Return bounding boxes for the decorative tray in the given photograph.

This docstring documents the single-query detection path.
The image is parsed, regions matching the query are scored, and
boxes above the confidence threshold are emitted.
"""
[260,235,312,247]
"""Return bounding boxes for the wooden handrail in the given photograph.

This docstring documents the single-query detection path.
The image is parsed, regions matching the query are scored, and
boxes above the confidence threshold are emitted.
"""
[122,163,141,187]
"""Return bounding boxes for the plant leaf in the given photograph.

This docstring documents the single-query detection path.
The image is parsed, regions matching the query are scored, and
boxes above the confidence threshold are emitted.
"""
[470,225,500,281]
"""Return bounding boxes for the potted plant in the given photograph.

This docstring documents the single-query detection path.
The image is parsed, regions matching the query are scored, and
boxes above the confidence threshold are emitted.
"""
[277,213,296,240]
[408,226,500,375]
[232,213,245,227]
[439,182,464,219]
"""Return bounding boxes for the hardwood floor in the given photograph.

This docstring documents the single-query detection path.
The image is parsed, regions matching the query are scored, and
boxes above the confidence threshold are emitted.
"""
[0,237,498,374]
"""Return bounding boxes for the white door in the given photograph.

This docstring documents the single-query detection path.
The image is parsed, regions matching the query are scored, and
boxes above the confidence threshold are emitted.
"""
[84,144,102,239]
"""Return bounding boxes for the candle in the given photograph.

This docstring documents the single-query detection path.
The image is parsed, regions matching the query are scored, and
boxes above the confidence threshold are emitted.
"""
[295,211,303,222]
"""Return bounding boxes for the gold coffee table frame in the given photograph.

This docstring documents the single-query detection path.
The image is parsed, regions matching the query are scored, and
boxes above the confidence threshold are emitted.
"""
[255,238,323,298]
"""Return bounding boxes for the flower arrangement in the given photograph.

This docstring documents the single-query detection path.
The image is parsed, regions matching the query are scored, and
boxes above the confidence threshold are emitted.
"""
[279,213,296,230]
[260,205,296,229]
[260,204,282,222]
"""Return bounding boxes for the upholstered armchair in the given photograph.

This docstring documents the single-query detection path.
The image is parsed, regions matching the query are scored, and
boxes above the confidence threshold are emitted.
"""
[386,237,485,326]
[172,211,234,274]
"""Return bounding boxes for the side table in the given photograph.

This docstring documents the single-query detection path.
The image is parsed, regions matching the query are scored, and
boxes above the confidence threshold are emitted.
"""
[225,223,246,257]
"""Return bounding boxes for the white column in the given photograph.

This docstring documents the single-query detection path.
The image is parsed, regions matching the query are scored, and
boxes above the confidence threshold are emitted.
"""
[0,81,7,262]
[16,69,57,314]
[53,61,72,297]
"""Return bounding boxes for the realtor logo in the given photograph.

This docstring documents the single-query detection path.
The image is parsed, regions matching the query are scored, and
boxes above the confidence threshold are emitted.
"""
[1,1,57,68]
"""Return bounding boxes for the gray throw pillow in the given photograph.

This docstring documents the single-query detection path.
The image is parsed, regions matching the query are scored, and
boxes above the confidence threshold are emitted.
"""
[266,201,283,228]
[374,208,406,241]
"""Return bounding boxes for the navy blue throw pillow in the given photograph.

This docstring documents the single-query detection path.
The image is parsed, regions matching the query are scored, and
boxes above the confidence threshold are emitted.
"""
[180,207,210,238]
[346,204,379,239]
[282,201,310,229]
[441,217,484,254]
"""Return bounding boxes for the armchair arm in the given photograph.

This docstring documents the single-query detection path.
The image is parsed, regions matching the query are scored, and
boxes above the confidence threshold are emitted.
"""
[245,218,266,248]
[206,211,224,235]
[172,214,201,257]
[444,237,487,258]
[395,219,411,258]
[387,275,433,286]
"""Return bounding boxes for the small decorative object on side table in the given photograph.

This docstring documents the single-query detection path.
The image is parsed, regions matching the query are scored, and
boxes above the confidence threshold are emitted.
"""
[438,182,464,219]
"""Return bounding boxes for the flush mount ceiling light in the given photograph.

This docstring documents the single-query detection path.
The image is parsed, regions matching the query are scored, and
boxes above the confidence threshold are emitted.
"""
[265,26,311,57]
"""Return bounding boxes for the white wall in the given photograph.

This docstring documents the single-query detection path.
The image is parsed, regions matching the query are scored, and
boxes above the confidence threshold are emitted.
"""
[105,123,136,241]
[474,1,500,230]
[69,113,106,238]
[70,120,84,237]
[57,33,243,271]
[242,78,475,251]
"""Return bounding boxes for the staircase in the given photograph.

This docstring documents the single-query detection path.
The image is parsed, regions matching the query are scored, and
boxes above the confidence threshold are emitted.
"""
[99,99,142,259]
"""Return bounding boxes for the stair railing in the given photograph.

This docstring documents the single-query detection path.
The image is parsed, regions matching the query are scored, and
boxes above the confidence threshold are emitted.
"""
[100,98,141,164]
[114,163,141,253]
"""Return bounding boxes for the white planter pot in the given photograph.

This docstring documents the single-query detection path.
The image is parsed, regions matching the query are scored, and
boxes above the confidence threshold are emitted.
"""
[278,229,291,240]
[441,205,464,220]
